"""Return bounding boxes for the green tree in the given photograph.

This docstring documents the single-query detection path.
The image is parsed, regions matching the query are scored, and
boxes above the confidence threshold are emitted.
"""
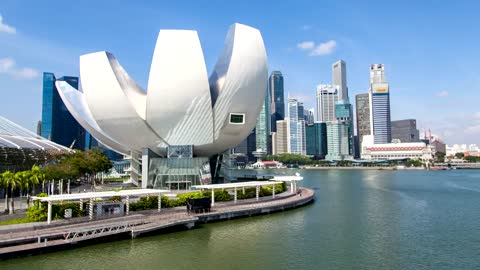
[455,152,465,159]
[30,165,45,195]
[435,152,446,163]
[465,156,480,163]
[267,153,313,165]
[44,147,112,189]
[406,159,424,167]
[2,171,21,214]
[0,173,6,213]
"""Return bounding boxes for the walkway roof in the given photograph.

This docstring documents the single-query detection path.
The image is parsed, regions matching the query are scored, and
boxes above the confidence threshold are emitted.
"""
[192,181,282,190]
[32,189,169,202]
[269,175,303,182]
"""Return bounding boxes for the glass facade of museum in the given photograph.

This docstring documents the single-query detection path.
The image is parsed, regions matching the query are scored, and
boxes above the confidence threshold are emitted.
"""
[147,157,210,190]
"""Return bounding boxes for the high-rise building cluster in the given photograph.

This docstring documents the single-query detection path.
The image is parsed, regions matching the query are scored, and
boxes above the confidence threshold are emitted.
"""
[233,60,433,163]
[40,59,432,165]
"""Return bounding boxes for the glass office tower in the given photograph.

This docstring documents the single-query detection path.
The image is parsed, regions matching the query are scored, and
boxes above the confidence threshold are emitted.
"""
[269,71,284,132]
[287,98,306,155]
[306,122,327,159]
[256,88,271,153]
[369,64,392,144]
[335,100,354,156]
[355,93,371,148]
[41,73,86,150]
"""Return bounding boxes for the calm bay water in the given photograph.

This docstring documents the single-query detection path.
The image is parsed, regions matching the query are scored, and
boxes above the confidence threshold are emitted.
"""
[2,169,480,269]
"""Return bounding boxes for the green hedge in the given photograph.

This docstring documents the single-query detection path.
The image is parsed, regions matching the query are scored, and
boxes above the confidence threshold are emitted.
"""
[12,182,288,223]
[27,200,86,222]
[129,182,287,211]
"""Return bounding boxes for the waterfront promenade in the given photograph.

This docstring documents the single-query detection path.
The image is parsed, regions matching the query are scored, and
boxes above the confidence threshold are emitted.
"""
[0,187,314,259]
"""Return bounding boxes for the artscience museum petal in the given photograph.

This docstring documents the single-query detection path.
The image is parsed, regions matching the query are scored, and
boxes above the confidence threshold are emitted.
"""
[56,23,268,188]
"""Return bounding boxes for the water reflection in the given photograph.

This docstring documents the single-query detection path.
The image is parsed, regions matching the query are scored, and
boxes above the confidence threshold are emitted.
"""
[1,169,480,269]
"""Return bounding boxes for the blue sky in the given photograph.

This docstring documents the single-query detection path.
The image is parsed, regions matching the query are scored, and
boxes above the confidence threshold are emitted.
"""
[0,0,479,145]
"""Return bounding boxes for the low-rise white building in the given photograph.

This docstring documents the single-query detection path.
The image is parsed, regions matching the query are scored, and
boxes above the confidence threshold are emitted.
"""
[446,144,479,157]
[361,135,433,161]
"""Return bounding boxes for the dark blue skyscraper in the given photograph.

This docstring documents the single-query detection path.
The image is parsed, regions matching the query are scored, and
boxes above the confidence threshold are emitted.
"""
[41,73,86,150]
[306,123,327,159]
[269,71,284,132]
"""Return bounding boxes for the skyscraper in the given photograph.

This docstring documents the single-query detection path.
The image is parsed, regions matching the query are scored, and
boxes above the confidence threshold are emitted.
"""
[273,120,288,154]
[304,109,315,125]
[326,122,350,160]
[297,102,305,122]
[41,73,86,149]
[335,100,354,156]
[256,88,271,153]
[287,98,306,155]
[332,60,348,101]
[269,71,284,132]
[233,129,256,162]
[391,119,420,143]
[355,93,371,147]
[316,84,339,122]
[36,120,42,136]
[369,64,392,144]
[306,122,327,159]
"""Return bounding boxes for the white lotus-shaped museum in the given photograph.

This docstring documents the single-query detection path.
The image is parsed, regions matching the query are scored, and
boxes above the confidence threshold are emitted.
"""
[55,23,267,160]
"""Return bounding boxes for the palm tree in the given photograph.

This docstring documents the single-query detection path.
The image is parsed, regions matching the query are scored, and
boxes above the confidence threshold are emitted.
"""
[2,171,20,215]
[15,171,31,211]
[0,173,6,213]
[21,170,39,207]
[29,165,44,196]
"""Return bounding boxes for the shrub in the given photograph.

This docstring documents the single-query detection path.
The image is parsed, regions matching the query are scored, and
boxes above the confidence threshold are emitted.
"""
[27,201,85,222]
[109,196,122,202]
[27,203,48,222]
[201,190,232,202]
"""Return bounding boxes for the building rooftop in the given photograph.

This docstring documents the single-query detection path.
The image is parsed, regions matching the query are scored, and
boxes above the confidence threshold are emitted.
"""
[0,116,73,170]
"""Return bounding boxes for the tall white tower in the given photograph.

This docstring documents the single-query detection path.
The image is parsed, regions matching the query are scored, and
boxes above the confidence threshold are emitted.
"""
[316,84,339,122]
[332,60,348,101]
[369,64,391,144]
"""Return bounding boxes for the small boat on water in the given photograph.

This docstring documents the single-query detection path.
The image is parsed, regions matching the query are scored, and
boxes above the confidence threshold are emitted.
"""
[431,166,448,171]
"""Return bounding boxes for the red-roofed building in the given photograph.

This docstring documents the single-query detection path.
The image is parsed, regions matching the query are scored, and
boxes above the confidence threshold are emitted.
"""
[361,139,433,161]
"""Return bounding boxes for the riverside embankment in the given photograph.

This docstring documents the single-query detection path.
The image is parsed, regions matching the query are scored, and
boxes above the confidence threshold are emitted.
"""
[0,187,314,259]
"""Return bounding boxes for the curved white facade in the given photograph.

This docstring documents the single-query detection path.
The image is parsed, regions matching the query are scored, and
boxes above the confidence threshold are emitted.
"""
[56,23,268,157]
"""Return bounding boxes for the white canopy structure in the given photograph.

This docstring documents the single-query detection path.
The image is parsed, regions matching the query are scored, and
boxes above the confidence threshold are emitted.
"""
[192,181,284,206]
[32,189,169,224]
[270,174,303,194]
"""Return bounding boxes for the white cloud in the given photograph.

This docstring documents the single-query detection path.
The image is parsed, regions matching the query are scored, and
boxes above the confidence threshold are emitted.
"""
[436,90,448,97]
[0,57,14,72]
[13,68,39,79]
[418,112,480,145]
[301,25,312,31]
[310,40,337,56]
[289,93,314,103]
[465,124,480,135]
[0,14,16,34]
[0,57,39,79]
[297,41,315,50]
[297,40,337,56]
